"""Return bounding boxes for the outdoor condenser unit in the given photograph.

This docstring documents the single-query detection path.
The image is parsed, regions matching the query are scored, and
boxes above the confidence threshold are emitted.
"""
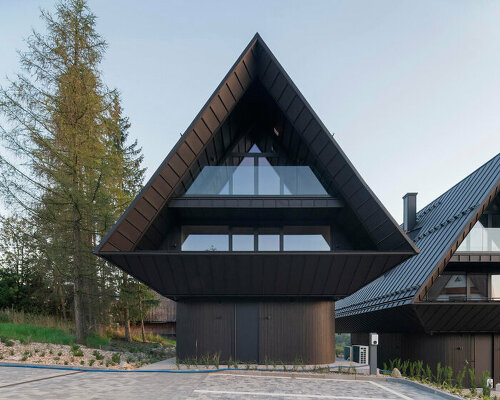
[351,345,369,364]
[344,346,352,361]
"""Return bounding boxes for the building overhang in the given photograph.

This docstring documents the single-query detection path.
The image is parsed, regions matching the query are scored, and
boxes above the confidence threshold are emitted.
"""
[97,251,414,301]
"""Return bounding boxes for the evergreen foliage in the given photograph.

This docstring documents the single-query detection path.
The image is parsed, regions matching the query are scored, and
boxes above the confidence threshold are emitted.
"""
[0,0,154,342]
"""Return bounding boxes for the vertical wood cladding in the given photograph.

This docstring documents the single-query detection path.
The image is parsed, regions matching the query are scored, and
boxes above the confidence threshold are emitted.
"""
[259,301,335,364]
[176,302,234,361]
[177,300,335,364]
[352,332,500,384]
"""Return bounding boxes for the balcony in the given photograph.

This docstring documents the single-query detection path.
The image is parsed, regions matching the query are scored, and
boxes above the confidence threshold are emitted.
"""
[456,225,500,252]
[185,166,329,196]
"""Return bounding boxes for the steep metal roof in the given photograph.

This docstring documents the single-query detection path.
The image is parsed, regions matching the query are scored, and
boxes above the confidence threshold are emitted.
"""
[336,153,500,318]
[96,33,417,256]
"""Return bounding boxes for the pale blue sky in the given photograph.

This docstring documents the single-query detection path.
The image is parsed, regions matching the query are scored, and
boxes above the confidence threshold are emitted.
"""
[1,0,499,222]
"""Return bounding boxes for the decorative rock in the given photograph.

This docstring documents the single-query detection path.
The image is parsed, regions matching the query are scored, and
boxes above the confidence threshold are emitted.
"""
[120,361,133,370]
[391,368,402,378]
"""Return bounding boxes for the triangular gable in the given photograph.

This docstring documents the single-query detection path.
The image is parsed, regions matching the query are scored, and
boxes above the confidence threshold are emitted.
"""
[96,33,417,255]
[336,153,500,318]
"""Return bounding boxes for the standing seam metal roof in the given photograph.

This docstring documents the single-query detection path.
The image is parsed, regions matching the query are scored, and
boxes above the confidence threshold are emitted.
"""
[336,153,500,317]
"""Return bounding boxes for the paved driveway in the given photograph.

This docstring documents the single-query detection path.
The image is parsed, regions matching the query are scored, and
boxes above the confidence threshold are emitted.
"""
[0,367,451,400]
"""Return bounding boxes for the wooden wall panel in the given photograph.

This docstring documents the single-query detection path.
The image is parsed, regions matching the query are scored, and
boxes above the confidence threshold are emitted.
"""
[259,301,335,364]
[176,302,234,362]
[177,300,335,364]
[355,332,499,385]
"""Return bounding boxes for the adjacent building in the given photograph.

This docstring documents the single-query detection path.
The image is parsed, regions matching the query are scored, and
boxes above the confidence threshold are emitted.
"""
[94,34,417,364]
[336,154,500,382]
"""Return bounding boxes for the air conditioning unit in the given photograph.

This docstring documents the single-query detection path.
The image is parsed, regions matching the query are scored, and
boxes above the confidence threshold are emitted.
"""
[352,345,369,364]
[344,346,352,361]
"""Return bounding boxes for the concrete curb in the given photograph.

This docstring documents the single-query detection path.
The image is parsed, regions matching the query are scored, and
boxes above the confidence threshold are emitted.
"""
[387,377,465,400]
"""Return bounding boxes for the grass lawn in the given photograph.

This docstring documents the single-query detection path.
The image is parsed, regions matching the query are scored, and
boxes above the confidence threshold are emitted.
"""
[0,322,110,347]
[0,322,74,345]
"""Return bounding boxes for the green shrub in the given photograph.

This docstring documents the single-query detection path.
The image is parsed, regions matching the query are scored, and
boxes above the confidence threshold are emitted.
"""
[468,368,477,394]
[71,344,84,357]
[480,370,491,397]
[89,359,95,366]
[423,365,432,382]
[455,366,467,389]
[409,361,416,378]
[435,362,443,385]
[92,350,104,360]
[111,353,120,364]
[443,366,453,387]
[401,360,409,376]
[383,362,388,372]
[416,360,424,379]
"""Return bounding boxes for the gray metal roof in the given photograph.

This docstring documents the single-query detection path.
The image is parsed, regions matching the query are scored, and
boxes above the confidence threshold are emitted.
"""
[336,153,500,318]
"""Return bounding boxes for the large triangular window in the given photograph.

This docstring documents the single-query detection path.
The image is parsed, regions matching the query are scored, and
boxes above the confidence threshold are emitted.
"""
[185,142,329,196]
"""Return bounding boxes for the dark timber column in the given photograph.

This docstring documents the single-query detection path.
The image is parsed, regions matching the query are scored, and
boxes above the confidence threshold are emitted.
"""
[176,300,335,364]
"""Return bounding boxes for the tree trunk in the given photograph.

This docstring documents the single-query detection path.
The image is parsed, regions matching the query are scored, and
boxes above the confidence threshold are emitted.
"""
[73,208,85,344]
[124,307,132,342]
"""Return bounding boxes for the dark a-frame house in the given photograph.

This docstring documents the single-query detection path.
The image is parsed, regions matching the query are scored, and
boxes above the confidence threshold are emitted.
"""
[337,154,500,382]
[95,34,418,364]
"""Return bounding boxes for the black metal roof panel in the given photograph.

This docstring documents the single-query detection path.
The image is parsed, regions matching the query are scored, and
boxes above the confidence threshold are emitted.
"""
[336,153,500,318]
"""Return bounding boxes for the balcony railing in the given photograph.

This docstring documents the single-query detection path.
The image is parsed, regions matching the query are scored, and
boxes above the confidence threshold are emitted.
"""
[456,226,500,252]
[185,166,329,196]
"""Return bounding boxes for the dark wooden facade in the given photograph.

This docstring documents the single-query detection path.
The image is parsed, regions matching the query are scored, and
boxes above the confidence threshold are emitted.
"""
[352,332,500,384]
[177,300,335,364]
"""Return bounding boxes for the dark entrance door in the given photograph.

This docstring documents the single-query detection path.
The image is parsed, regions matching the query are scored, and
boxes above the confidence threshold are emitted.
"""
[235,303,259,362]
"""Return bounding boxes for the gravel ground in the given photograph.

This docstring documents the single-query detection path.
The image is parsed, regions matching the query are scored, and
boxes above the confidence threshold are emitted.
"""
[0,339,175,369]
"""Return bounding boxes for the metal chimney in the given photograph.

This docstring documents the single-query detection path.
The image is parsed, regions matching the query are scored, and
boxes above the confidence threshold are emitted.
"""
[403,193,418,232]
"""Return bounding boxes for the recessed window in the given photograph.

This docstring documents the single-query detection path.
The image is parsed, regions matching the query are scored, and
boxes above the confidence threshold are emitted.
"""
[283,226,330,251]
[181,226,229,251]
[492,275,500,300]
[258,229,280,251]
[233,235,254,251]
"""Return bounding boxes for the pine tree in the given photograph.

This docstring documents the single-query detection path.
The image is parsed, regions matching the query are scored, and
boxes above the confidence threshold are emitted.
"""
[0,0,145,342]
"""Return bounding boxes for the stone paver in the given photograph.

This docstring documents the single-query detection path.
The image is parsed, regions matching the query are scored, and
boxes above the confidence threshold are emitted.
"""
[0,367,453,400]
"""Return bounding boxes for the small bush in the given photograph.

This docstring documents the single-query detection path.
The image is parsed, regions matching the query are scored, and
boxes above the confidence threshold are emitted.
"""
[409,361,416,378]
[0,337,15,347]
[455,366,466,389]
[443,366,453,387]
[423,365,432,382]
[480,370,491,397]
[57,351,62,357]
[64,361,68,365]
[111,353,120,364]
[401,360,409,376]
[468,368,477,394]
[92,350,104,360]
[435,362,443,385]
[71,344,84,357]
[89,359,95,366]
[80,360,84,365]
